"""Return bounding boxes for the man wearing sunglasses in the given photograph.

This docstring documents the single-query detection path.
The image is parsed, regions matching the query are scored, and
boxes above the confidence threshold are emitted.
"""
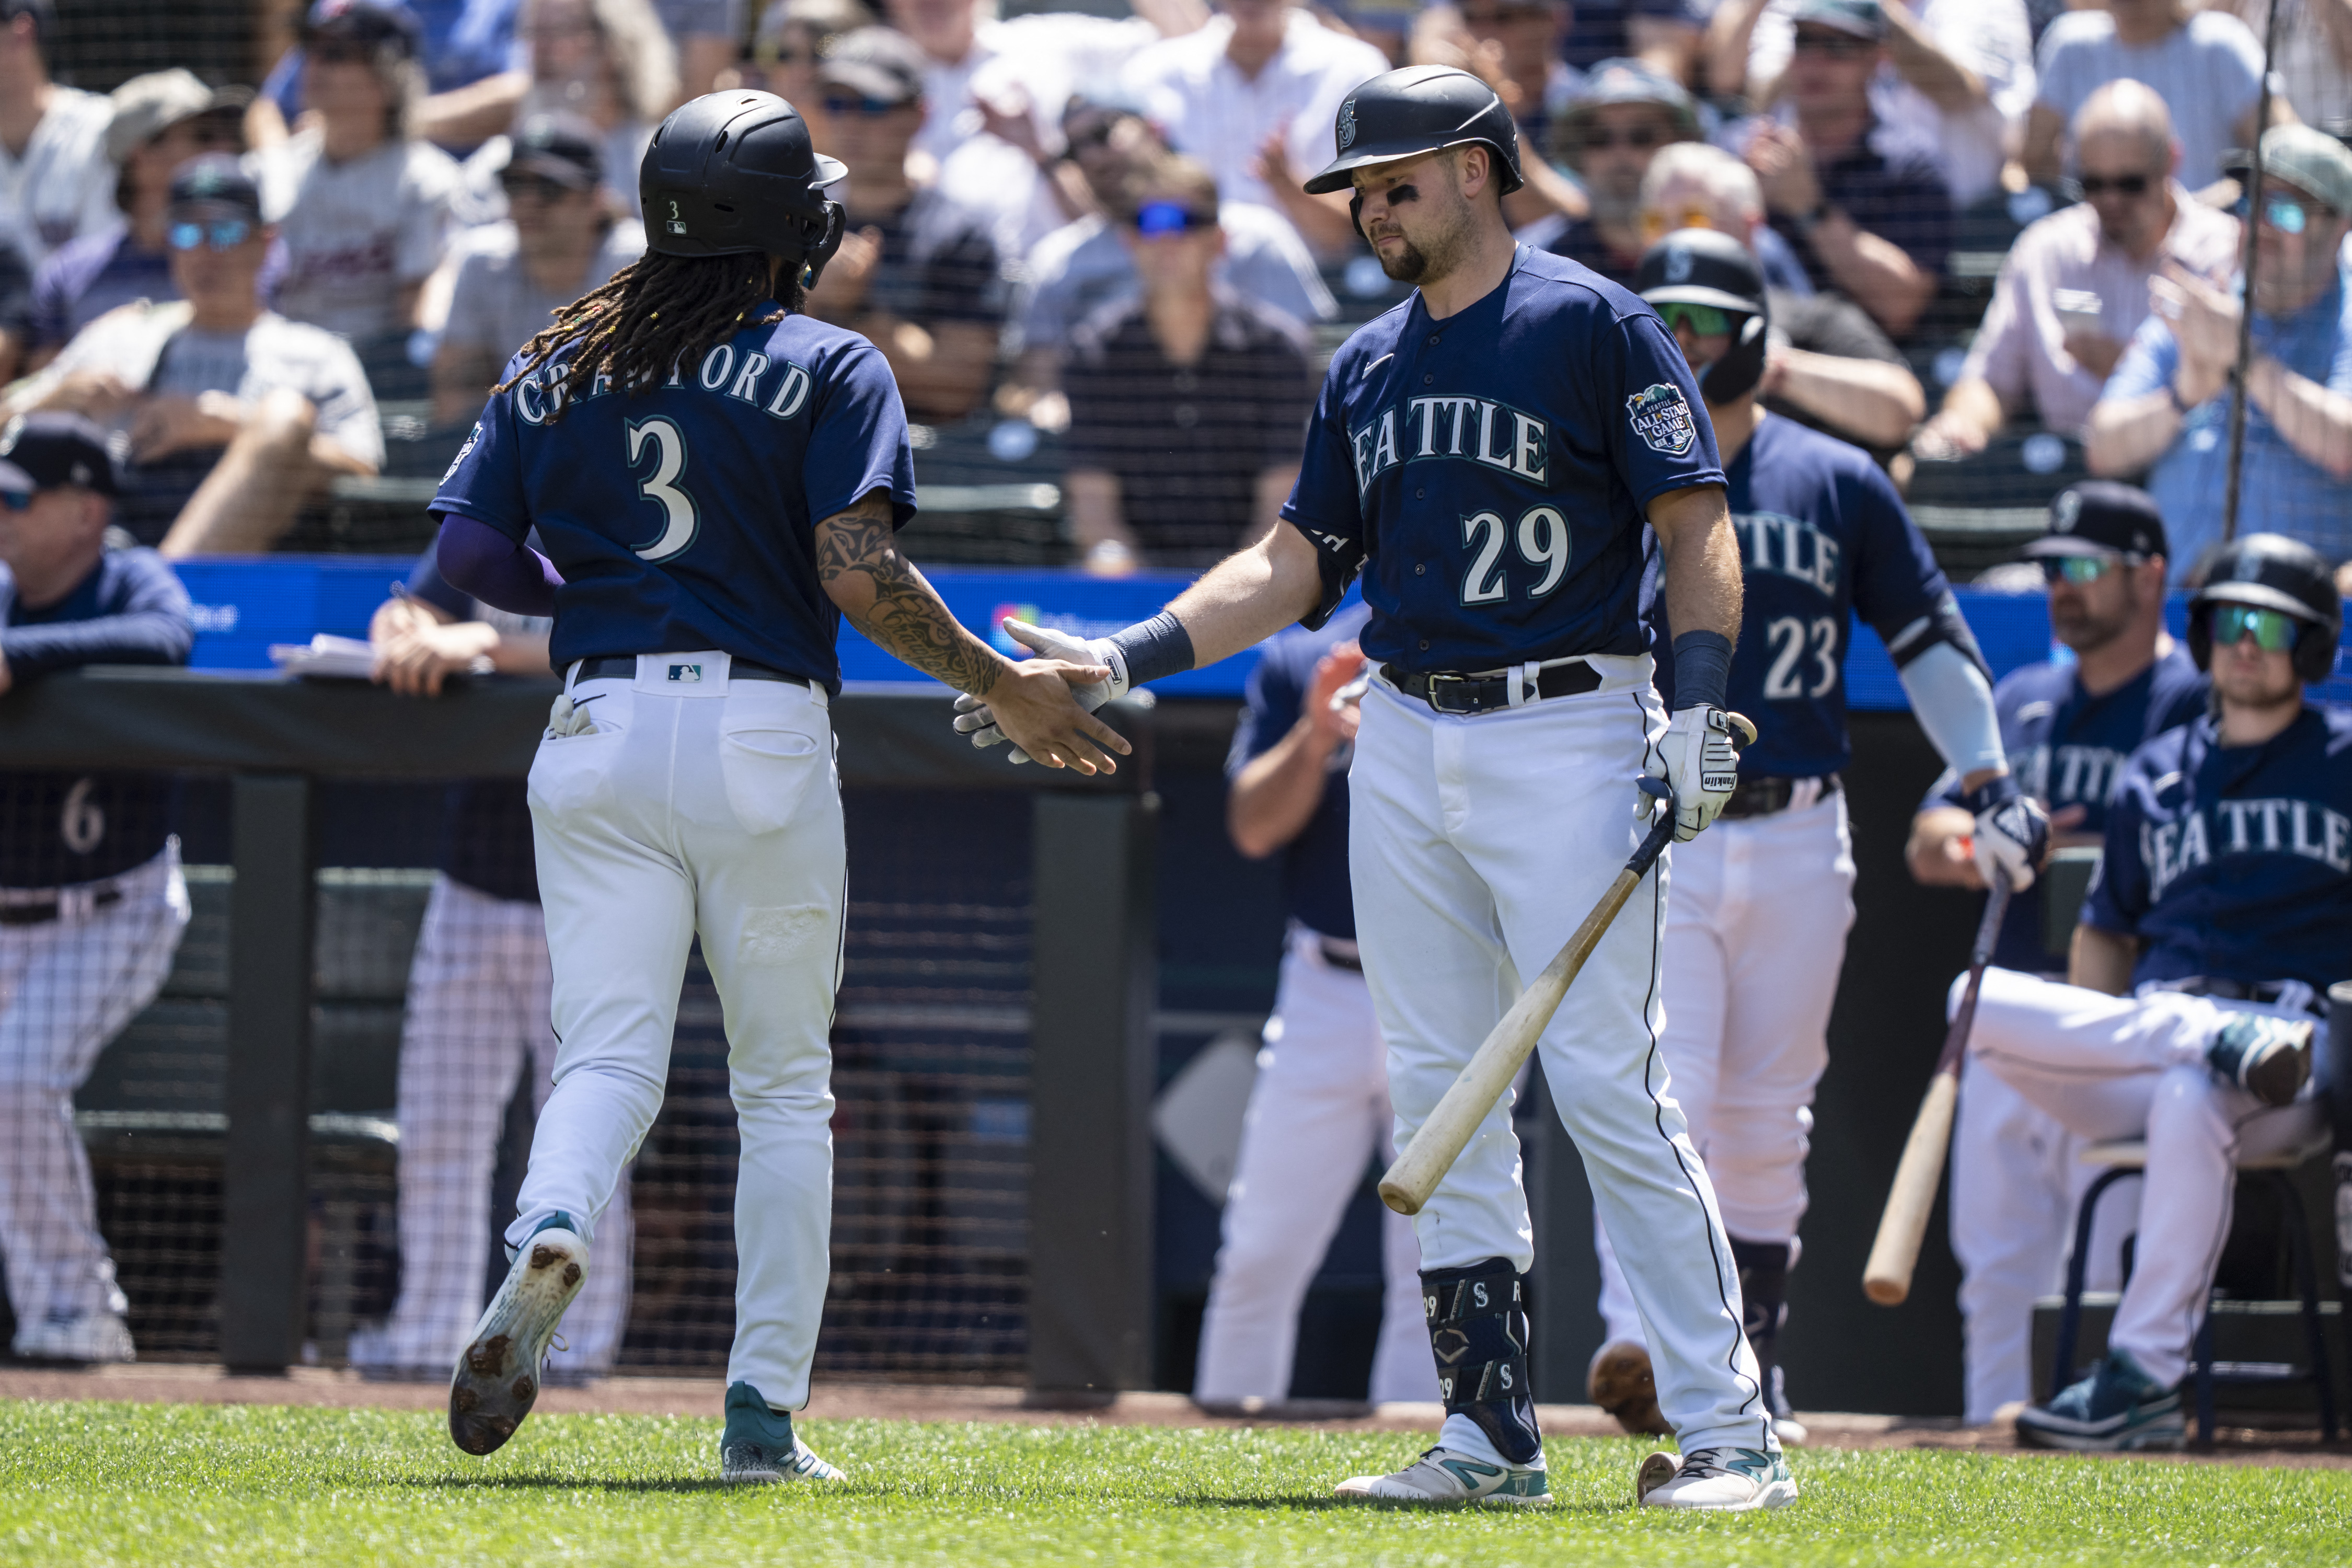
[2088,126,2352,575]
[429,113,644,426]
[24,71,252,374]
[0,412,193,1367]
[1906,481,2205,1427]
[1958,532,2345,1451]
[1538,57,1700,290]
[1915,82,2238,463]
[1579,225,2031,1452]
[4,157,384,556]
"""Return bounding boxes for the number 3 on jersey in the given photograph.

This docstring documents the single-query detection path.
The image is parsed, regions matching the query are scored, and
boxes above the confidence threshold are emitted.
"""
[1763,614,1839,700]
[627,417,699,562]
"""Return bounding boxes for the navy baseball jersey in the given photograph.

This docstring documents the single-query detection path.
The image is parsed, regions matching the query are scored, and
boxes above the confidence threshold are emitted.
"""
[2083,705,2352,993]
[1228,599,1370,941]
[429,304,919,693]
[1280,246,1724,671]
[0,547,190,888]
[1924,645,2207,973]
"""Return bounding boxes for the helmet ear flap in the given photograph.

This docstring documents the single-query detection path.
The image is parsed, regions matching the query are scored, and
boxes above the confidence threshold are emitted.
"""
[798,200,846,292]
[2188,604,2213,673]
[2296,619,2339,684]
[1349,188,1366,243]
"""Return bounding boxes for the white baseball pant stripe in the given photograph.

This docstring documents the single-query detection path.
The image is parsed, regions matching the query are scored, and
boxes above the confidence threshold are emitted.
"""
[1595,790,1854,1346]
[1965,967,2327,1389]
[1193,927,1437,1405]
[353,874,632,1375]
[1348,660,1770,1458]
[1949,1050,2138,1424]
[0,844,188,1333]
[512,656,844,1409]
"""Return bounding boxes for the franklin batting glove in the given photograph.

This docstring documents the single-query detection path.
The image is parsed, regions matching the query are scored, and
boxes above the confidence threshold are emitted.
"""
[951,618,1125,763]
[1655,706,1739,841]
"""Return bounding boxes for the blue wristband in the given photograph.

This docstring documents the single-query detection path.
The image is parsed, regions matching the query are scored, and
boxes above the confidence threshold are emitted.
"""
[1107,610,1196,690]
[1966,773,2020,814]
[1670,629,1732,711]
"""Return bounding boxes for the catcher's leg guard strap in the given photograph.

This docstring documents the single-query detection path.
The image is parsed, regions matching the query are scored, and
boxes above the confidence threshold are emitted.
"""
[1423,1257,1541,1465]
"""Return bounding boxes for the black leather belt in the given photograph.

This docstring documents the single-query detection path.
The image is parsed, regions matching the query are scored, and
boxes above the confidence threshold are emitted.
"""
[1318,939,1363,973]
[0,889,123,926]
[1719,774,1842,820]
[2146,976,2325,1017]
[574,655,809,687]
[1382,659,1601,716]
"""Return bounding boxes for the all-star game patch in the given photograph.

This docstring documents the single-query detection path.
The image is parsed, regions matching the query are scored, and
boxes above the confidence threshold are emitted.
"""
[1625,384,1697,457]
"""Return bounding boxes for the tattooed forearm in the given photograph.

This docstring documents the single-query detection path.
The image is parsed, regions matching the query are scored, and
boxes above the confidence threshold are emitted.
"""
[815,491,1003,696]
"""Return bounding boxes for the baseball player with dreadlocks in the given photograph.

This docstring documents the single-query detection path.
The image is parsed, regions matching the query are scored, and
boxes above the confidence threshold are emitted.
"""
[959,65,1797,1512]
[424,90,1124,1479]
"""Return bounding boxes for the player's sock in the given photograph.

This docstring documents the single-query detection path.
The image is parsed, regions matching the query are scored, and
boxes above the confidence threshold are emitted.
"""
[1731,1237,1804,1443]
[1422,1258,1543,1468]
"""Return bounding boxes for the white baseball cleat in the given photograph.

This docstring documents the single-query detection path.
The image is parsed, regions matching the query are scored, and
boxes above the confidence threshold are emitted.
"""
[12,1310,134,1364]
[1334,1446,1550,1506]
[1635,1447,1798,1511]
[448,1218,589,1456]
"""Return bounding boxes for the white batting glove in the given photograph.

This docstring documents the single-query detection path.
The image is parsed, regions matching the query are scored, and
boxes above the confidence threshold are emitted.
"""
[1968,778,2050,893]
[1652,705,1739,842]
[951,618,1128,764]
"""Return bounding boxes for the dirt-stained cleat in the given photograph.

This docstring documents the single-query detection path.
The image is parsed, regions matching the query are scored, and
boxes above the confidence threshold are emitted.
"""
[1587,1339,1671,1436]
[719,1381,846,1483]
[448,1217,589,1456]
[1333,1446,1550,1506]
[1636,1447,1798,1511]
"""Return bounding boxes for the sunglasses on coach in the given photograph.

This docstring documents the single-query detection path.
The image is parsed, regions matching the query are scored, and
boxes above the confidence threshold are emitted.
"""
[2210,604,2302,652]
[1130,200,1216,236]
[2042,556,2117,585]
[167,218,252,252]
[2074,172,2153,198]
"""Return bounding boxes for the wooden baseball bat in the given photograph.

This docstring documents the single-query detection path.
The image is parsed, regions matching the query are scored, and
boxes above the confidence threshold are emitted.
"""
[1861,872,2014,1306]
[1377,712,1756,1217]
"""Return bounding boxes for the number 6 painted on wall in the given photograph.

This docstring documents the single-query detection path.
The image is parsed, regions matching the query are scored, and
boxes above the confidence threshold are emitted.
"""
[627,417,700,562]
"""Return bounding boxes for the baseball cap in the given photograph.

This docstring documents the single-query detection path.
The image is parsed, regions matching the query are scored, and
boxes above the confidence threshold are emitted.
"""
[817,26,927,107]
[302,0,422,56]
[2257,124,2352,216]
[1561,57,1700,141]
[0,414,120,500]
[105,70,254,165]
[1790,0,1887,40]
[506,112,604,190]
[2024,481,2167,561]
[166,154,267,225]
[1636,227,1766,314]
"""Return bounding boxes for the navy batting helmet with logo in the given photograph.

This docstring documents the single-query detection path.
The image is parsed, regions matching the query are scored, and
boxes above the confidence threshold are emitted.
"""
[1636,229,1769,403]
[641,91,848,284]
[2188,532,2344,684]
[1304,66,1525,197]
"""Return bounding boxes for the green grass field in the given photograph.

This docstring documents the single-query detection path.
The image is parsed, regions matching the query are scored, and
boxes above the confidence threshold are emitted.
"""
[2,1401,2346,1566]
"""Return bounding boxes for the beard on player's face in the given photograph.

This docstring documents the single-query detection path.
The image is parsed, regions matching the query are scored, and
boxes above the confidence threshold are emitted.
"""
[1366,154,1477,284]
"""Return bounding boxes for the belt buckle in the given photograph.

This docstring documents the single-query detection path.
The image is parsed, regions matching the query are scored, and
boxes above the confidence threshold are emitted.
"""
[1424,673,1474,714]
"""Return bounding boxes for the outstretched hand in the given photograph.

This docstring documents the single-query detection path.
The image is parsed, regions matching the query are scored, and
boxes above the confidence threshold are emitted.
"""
[980,655,1133,774]
[953,617,1126,762]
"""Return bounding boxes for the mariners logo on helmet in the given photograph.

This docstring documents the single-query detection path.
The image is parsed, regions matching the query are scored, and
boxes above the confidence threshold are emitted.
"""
[1627,384,1697,456]
[1664,247,1694,283]
[2053,489,2081,532]
[1338,97,1357,151]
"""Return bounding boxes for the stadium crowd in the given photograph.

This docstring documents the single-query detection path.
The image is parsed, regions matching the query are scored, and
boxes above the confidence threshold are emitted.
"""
[0,0,2348,1452]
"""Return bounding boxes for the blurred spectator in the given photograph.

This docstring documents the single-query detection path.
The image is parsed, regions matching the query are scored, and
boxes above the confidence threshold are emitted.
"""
[737,0,872,108]
[804,27,1005,423]
[347,545,633,1386]
[1121,0,1392,258]
[426,0,678,189]
[2211,0,2351,134]
[1328,0,1420,65]
[653,0,746,100]
[1562,0,1707,83]
[0,413,193,1367]
[1537,57,1700,287]
[2024,0,2275,192]
[26,73,251,372]
[257,0,461,354]
[428,114,645,424]
[1062,164,1315,573]
[1007,128,1334,429]
[1737,0,1954,340]
[1915,82,2238,458]
[1642,141,1926,451]
[887,0,1186,259]
[265,0,532,152]
[0,237,29,385]
[0,0,118,269]
[2088,128,2352,573]
[1712,0,2033,210]
[1405,4,1591,228]
[5,158,383,556]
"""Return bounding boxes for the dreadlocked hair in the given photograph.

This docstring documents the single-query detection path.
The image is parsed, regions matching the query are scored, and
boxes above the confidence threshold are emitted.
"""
[495,251,806,420]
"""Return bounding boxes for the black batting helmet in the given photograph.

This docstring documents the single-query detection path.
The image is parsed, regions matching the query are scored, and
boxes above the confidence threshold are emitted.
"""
[1637,228,1769,403]
[2188,532,2344,683]
[1304,66,1525,198]
[641,91,847,284]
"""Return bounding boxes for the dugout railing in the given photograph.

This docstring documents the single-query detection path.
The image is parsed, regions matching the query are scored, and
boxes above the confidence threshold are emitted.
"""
[0,668,1159,1395]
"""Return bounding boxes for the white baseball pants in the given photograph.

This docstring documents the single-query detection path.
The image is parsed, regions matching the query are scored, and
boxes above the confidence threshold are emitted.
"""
[1965,968,2327,1389]
[1594,789,1853,1346]
[512,656,844,1409]
[351,874,633,1376]
[1349,661,1771,1458]
[1193,927,1436,1405]
[0,845,188,1336]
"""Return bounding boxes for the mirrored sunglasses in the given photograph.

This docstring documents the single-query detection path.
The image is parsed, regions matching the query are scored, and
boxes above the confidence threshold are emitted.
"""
[1658,301,1730,336]
[167,218,252,252]
[0,490,33,513]
[1132,200,1215,237]
[2041,555,2115,584]
[2211,603,2300,651]
[2264,194,2314,236]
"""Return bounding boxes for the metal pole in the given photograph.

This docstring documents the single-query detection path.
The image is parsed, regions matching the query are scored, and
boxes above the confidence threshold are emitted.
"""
[2220,0,2282,544]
